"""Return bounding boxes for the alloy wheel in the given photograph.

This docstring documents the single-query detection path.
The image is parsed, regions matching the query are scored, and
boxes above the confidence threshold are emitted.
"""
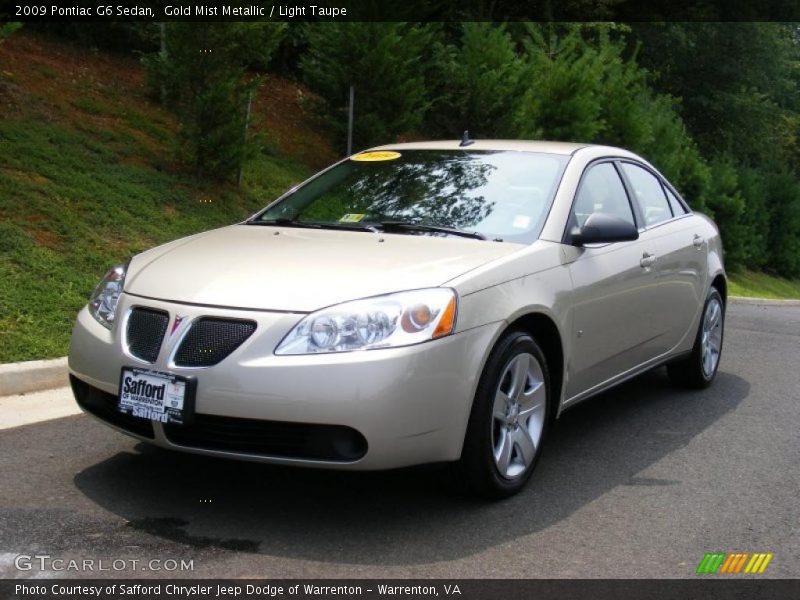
[701,297,723,378]
[491,352,547,479]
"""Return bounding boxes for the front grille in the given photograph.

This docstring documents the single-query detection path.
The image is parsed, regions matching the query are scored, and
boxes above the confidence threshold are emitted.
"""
[126,307,169,363]
[174,318,256,367]
[164,414,367,462]
[70,375,155,439]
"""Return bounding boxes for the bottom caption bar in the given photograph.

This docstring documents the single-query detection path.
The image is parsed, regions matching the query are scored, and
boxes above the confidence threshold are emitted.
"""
[3,580,799,600]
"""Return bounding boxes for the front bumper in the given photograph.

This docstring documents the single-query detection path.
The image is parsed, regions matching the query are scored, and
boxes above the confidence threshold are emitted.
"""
[68,293,501,470]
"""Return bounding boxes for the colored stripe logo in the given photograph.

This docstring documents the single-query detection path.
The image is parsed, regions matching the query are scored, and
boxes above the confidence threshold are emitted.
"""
[696,552,773,574]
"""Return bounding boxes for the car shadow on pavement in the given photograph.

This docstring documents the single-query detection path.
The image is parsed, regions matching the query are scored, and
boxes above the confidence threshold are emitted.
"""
[73,368,749,565]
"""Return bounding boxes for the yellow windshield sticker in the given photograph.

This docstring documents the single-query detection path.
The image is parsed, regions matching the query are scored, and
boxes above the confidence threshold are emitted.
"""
[339,213,366,223]
[351,151,401,162]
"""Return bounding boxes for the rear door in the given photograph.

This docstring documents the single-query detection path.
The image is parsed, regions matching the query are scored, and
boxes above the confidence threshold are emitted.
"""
[618,162,706,355]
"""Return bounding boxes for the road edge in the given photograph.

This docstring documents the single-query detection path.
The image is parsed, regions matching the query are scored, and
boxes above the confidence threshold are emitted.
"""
[728,295,800,307]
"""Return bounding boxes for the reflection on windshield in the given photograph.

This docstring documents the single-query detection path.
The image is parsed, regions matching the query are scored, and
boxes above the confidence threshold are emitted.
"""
[345,155,495,229]
[257,150,569,244]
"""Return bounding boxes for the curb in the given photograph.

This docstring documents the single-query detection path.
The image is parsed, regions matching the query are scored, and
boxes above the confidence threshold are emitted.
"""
[729,296,800,307]
[0,357,69,397]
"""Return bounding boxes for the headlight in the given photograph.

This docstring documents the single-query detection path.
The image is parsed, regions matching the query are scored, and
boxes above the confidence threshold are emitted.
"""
[275,288,457,355]
[88,263,127,329]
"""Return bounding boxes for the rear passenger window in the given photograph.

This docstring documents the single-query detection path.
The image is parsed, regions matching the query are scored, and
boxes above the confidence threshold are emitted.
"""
[664,186,688,216]
[572,163,635,229]
[621,163,672,227]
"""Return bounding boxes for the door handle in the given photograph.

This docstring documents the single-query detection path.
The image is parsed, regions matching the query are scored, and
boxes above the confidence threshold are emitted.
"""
[693,234,704,248]
[640,252,657,268]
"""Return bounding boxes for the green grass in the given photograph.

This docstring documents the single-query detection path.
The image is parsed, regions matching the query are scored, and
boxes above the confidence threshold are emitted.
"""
[34,65,57,79]
[0,118,309,362]
[71,96,108,115]
[728,270,800,300]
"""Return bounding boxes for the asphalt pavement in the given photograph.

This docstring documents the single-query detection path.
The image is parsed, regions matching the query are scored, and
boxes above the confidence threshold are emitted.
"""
[1,302,798,579]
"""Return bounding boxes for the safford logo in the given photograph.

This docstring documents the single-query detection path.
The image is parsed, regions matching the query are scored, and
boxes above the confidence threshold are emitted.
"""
[121,377,166,403]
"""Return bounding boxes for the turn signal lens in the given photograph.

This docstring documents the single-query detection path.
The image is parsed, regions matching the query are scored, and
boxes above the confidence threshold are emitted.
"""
[432,296,457,338]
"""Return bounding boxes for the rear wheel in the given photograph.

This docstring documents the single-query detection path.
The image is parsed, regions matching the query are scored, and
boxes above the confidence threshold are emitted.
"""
[454,331,550,499]
[668,287,724,389]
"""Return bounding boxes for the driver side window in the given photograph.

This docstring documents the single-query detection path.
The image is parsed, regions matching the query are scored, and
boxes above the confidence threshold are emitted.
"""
[573,163,635,228]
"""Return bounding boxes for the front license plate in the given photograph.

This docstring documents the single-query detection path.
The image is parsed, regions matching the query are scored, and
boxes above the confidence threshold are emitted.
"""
[119,367,191,425]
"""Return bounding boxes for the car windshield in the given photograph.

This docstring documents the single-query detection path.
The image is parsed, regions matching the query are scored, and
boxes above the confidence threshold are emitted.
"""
[252,150,570,243]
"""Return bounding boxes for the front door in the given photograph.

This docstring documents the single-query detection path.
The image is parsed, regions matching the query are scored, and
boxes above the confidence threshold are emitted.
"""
[563,161,661,399]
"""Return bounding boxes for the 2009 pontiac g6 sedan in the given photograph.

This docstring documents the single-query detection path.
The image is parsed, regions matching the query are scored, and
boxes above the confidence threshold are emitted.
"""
[69,140,726,497]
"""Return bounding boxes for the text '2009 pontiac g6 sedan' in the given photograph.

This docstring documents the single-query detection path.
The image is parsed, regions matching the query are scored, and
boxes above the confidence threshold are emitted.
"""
[69,139,726,498]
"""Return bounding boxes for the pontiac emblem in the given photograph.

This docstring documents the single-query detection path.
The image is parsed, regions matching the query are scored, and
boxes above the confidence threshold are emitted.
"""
[170,315,186,337]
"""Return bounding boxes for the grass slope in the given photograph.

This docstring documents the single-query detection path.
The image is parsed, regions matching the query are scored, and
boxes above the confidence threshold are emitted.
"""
[0,34,321,362]
[728,270,800,300]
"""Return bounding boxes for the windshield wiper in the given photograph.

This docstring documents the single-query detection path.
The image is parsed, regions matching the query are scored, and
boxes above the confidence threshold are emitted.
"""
[246,217,317,228]
[378,221,487,241]
[246,218,484,239]
[246,218,379,233]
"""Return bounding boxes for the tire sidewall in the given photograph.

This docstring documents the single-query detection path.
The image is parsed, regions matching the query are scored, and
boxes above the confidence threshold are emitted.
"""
[460,331,551,497]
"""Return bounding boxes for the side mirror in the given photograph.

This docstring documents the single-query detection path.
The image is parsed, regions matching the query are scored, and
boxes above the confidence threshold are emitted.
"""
[570,212,639,246]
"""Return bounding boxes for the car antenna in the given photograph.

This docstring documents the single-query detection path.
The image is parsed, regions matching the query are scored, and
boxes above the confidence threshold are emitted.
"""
[459,130,475,147]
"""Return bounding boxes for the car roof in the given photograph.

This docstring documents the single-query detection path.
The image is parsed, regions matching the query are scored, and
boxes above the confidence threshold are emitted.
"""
[367,139,593,155]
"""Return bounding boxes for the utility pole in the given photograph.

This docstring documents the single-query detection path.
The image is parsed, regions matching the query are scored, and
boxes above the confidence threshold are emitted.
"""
[159,23,166,105]
[238,88,253,188]
[347,85,354,156]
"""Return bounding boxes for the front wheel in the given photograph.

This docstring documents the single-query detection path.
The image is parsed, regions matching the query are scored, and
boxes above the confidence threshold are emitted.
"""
[668,287,725,389]
[453,331,550,499]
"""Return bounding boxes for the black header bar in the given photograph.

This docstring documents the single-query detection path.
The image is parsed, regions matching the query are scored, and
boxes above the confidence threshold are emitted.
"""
[4,0,800,22]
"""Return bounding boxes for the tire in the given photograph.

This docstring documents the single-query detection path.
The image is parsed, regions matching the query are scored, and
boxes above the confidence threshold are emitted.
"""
[667,287,725,389]
[453,331,551,499]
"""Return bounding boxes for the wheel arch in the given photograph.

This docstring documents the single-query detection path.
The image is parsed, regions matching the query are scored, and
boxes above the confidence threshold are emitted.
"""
[504,312,565,422]
[711,272,727,305]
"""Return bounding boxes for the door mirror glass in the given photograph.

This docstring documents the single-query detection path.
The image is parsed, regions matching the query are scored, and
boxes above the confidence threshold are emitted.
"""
[571,212,639,246]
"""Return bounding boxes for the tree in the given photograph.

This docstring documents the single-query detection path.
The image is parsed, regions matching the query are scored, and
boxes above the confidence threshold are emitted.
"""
[424,23,526,138]
[513,24,711,211]
[143,23,285,181]
[764,171,800,277]
[301,23,435,152]
[631,23,799,166]
[631,23,800,275]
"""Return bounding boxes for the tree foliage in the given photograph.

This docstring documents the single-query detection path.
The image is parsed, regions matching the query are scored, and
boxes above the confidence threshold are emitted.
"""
[0,22,22,44]
[143,23,285,181]
[425,23,526,138]
[631,23,800,275]
[300,23,435,152]
[512,24,710,212]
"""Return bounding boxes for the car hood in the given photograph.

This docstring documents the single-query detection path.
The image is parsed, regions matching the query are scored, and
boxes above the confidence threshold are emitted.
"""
[124,225,523,312]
